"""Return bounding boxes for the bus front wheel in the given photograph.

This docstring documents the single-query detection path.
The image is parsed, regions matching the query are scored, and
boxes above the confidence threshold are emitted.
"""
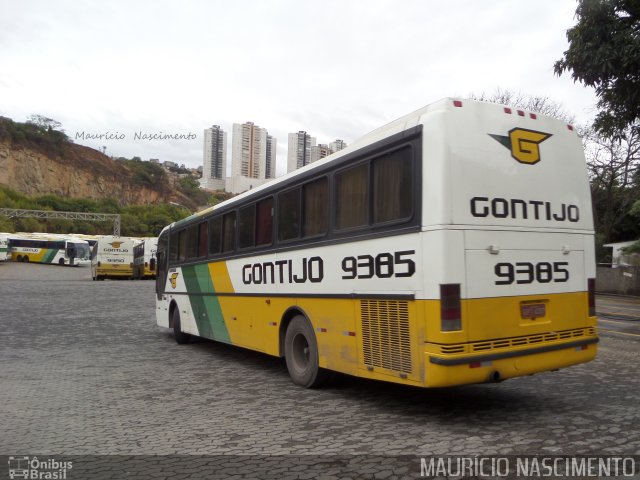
[172,308,191,344]
[284,315,328,388]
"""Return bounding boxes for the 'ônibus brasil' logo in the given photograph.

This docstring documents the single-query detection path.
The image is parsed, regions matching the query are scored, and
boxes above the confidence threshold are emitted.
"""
[489,128,552,165]
[169,272,179,289]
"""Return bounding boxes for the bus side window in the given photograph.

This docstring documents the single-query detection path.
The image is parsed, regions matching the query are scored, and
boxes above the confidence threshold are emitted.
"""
[278,188,301,241]
[238,204,256,249]
[335,163,368,230]
[303,177,328,237]
[256,197,273,246]
[169,231,178,263]
[186,225,198,259]
[208,217,222,255]
[197,221,207,258]
[222,212,236,253]
[178,230,187,262]
[373,147,413,224]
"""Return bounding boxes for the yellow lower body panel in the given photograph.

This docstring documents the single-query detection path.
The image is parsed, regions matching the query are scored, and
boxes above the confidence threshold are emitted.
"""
[424,338,597,387]
[183,290,598,389]
[96,266,133,277]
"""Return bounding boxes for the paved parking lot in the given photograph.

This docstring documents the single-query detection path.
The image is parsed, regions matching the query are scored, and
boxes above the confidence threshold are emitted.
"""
[1,262,639,478]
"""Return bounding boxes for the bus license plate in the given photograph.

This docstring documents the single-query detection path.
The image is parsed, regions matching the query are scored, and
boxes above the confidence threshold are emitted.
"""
[521,303,546,319]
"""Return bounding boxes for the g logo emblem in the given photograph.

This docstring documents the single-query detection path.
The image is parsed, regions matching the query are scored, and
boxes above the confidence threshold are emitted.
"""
[490,128,552,165]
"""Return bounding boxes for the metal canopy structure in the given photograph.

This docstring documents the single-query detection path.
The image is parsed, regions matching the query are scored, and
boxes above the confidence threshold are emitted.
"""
[0,208,121,235]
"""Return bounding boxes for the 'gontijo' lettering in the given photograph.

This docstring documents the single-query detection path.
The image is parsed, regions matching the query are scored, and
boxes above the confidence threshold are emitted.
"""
[470,197,579,222]
[242,257,324,285]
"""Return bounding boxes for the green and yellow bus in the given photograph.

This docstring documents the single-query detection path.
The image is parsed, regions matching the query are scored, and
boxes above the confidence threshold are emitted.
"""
[133,237,158,279]
[155,98,598,388]
[9,234,91,266]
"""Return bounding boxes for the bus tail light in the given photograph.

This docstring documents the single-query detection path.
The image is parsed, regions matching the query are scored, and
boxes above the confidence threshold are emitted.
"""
[440,284,462,331]
[588,278,596,317]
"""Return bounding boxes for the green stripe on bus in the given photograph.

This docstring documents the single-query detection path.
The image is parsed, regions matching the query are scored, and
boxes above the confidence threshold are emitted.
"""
[182,264,231,343]
[43,249,58,264]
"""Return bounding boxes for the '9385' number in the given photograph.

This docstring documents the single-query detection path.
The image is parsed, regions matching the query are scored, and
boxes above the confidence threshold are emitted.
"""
[494,261,569,285]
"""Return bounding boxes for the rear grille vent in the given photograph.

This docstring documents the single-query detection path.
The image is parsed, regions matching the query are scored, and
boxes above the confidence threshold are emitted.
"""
[440,327,596,355]
[361,300,412,374]
[441,345,465,354]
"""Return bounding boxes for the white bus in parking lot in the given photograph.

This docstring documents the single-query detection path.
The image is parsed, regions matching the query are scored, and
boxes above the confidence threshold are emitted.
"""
[91,235,138,280]
[155,98,597,389]
[8,233,91,266]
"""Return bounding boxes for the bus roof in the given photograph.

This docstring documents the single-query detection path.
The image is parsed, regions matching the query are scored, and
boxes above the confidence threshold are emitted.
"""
[166,97,582,233]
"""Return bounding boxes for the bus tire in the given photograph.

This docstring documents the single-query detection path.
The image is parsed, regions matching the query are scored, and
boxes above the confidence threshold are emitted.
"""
[284,315,328,388]
[58,258,65,265]
[22,256,29,263]
[16,255,22,262]
[172,308,191,345]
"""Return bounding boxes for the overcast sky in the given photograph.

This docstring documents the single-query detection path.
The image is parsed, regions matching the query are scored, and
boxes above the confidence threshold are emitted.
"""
[0,0,596,176]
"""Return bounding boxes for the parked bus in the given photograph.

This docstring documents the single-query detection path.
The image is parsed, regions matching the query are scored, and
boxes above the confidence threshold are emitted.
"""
[133,237,158,279]
[91,235,137,280]
[0,233,10,261]
[155,98,597,388]
[9,234,91,266]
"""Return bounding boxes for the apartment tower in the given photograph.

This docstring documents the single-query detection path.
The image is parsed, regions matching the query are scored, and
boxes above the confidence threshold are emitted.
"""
[202,125,227,191]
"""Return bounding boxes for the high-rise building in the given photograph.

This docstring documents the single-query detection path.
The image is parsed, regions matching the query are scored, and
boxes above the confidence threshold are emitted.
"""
[228,122,277,194]
[201,125,227,191]
[287,131,316,173]
[329,139,347,153]
[310,143,332,163]
[266,134,277,179]
[232,122,267,179]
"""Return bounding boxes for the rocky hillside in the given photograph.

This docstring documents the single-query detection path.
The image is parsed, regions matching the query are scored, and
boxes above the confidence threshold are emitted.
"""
[0,116,199,209]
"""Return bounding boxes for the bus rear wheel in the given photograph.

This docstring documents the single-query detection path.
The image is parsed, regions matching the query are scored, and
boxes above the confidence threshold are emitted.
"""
[172,308,191,344]
[284,315,328,388]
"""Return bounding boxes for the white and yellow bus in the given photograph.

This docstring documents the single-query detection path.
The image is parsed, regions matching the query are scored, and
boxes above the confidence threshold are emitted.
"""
[91,235,138,280]
[0,233,10,261]
[133,237,158,279]
[155,98,597,388]
[9,233,91,266]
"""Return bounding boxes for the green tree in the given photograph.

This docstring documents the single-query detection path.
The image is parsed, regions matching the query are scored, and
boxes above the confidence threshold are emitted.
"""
[554,0,640,136]
[0,214,14,232]
[27,114,63,132]
[584,124,640,243]
[15,217,45,232]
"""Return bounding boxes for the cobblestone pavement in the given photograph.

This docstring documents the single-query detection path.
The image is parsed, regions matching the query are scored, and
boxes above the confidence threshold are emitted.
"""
[1,262,639,479]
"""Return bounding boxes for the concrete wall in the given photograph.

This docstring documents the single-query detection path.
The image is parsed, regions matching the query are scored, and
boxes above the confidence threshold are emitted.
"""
[596,266,640,296]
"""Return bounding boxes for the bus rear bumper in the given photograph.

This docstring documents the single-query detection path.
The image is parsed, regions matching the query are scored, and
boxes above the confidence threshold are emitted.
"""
[424,337,598,388]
